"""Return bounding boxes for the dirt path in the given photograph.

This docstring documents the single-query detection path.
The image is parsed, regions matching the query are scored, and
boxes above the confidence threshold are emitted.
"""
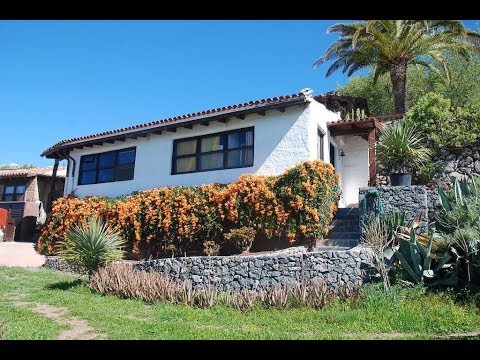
[13,301,103,340]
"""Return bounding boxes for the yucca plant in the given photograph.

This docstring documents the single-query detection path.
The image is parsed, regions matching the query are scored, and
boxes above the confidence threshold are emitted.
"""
[376,121,431,177]
[58,217,126,277]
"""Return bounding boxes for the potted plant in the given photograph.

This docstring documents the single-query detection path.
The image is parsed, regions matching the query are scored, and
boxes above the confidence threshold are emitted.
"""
[376,121,430,186]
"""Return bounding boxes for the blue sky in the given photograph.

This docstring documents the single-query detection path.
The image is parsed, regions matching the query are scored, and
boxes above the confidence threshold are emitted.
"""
[0,20,477,166]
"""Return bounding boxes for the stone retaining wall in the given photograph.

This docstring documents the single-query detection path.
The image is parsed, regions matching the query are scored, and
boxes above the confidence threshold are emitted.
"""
[359,186,428,230]
[44,256,86,274]
[133,247,374,292]
[44,247,374,293]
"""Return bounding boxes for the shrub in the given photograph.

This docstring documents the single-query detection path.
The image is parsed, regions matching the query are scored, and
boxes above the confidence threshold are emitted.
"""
[273,160,340,244]
[203,240,220,256]
[39,160,340,258]
[0,321,5,340]
[414,161,441,185]
[223,227,256,254]
[405,92,480,150]
[57,217,126,276]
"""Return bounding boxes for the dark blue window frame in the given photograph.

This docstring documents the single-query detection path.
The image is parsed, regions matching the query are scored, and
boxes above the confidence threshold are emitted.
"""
[78,147,136,185]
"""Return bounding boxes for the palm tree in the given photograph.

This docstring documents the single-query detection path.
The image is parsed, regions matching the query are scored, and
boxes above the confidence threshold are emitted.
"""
[314,20,480,113]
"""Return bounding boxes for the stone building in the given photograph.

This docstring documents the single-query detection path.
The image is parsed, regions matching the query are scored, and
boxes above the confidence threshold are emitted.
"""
[0,166,66,241]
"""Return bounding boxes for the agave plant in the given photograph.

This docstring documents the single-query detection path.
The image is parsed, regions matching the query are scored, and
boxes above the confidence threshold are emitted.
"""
[436,176,480,285]
[58,217,126,276]
[395,229,458,286]
[376,121,431,174]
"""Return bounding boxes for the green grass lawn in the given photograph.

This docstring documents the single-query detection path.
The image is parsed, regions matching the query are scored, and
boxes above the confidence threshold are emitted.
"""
[1,266,480,340]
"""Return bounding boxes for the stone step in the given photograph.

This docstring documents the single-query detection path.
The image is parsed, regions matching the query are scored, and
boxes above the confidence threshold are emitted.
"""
[334,208,359,220]
[329,219,360,228]
[326,232,362,240]
[329,224,360,232]
[315,245,352,252]
[317,238,360,248]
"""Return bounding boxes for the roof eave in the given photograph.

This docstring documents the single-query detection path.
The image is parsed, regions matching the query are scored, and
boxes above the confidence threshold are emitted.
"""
[42,97,307,159]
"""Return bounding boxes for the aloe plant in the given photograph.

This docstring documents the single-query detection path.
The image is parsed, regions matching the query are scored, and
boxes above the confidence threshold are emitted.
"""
[395,229,458,286]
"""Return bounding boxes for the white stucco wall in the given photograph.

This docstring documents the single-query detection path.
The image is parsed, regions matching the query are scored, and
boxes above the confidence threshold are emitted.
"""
[64,103,333,198]
[333,135,369,207]
[306,99,341,165]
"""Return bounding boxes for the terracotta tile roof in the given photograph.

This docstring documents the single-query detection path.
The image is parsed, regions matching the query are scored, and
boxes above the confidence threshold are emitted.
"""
[327,113,404,126]
[0,166,67,178]
[42,92,307,158]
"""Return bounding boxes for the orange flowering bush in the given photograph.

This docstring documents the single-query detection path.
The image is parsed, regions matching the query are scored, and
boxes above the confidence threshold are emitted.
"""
[273,160,340,243]
[38,160,340,258]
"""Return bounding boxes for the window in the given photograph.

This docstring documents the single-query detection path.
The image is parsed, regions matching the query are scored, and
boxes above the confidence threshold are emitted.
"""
[2,184,26,201]
[172,128,254,174]
[78,147,136,185]
[317,128,324,160]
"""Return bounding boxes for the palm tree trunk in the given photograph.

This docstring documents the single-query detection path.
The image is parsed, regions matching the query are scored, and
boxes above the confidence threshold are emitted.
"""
[389,59,408,114]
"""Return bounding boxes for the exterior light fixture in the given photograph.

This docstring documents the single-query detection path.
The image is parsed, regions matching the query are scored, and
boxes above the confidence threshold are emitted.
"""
[339,149,346,157]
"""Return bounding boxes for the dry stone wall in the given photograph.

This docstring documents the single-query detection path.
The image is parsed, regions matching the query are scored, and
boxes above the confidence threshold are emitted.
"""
[45,248,374,293]
[359,186,429,230]
[133,248,374,292]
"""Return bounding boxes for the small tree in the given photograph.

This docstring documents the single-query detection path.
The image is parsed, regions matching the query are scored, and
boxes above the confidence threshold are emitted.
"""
[58,217,126,277]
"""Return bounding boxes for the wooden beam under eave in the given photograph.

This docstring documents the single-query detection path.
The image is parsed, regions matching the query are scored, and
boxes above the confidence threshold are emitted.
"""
[368,128,377,186]
[75,145,84,150]
[374,120,385,132]
[183,125,193,129]
[200,121,210,126]
[257,110,266,116]
[218,118,228,124]
[277,107,286,113]
[105,140,115,144]
[153,130,162,135]
[166,128,177,133]
[236,114,245,120]
[139,133,148,138]
[330,128,370,137]
[117,137,126,142]
[84,144,93,148]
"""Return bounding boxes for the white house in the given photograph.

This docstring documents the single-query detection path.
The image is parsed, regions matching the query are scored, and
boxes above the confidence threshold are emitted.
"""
[42,89,389,208]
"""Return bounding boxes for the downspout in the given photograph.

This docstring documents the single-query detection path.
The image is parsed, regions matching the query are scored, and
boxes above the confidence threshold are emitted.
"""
[62,149,76,196]
[46,158,60,214]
